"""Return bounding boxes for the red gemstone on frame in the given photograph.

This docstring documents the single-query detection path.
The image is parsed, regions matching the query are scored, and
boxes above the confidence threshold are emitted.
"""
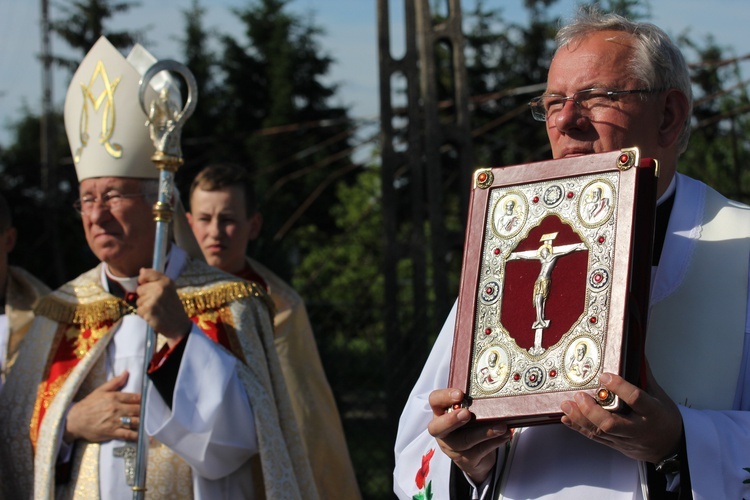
[590,316,597,324]
[513,373,520,381]
[485,328,492,335]
[619,153,629,164]
[550,370,557,378]
[533,196,539,203]
[478,173,487,183]
[494,248,501,255]
[598,236,605,243]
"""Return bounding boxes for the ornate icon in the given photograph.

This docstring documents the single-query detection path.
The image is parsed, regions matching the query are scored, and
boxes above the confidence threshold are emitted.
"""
[578,180,615,228]
[474,345,510,394]
[563,336,601,386]
[492,192,527,238]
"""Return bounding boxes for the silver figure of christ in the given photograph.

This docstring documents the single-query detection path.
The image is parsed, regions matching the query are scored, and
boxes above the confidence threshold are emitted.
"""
[506,232,587,355]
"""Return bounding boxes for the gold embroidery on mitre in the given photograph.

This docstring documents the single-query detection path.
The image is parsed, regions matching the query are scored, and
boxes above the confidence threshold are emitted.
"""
[75,60,123,163]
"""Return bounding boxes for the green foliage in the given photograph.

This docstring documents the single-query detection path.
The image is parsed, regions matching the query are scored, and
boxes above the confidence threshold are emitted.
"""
[678,35,750,203]
[175,0,354,282]
[0,109,93,286]
[50,0,146,71]
[293,166,383,369]
[178,0,220,144]
[585,0,652,19]
[464,0,558,167]
[292,165,387,495]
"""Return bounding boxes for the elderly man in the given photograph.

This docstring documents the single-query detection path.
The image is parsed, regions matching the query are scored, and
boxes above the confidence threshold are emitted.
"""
[0,194,50,392]
[187,163,362,499]
[394,7,750,500]
[0,37,316,499]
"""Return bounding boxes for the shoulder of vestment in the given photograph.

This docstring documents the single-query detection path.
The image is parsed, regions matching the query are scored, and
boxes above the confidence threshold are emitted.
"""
[34,259,273,329]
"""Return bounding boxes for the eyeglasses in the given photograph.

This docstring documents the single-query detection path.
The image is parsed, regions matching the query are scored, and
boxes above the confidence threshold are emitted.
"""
[528,88,662,122]
[73,191,145,215]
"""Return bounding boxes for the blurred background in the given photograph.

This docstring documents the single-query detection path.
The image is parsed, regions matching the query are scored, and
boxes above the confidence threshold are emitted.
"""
[2,0,750,497]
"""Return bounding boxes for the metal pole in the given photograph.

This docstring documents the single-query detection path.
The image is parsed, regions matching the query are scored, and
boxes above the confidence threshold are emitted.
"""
[132,60,197,499]
[40,0,65,283]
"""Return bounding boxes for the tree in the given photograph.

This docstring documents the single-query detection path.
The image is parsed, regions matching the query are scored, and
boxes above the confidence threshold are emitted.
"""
[174,0,225,189]
[0,0,145,286]
[214,0,356,276]
[0,109,94,286]
[678,35,750,202]
[464,0,559,168]
[50,0,145,70]
[292,161,390,491]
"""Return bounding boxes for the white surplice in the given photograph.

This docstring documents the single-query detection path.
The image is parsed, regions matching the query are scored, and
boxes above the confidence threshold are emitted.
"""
[98,246,258,499]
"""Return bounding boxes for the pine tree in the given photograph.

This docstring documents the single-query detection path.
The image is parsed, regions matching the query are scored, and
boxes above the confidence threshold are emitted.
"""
[216,0,354,277]
[50,0,144,70]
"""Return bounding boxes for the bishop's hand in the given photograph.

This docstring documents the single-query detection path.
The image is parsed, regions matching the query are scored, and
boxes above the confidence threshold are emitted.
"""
[64,371,141,444]
[136,268,192,348]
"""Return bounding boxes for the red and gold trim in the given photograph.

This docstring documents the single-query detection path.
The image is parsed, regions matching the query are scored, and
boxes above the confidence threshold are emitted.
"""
[29,276,268,449]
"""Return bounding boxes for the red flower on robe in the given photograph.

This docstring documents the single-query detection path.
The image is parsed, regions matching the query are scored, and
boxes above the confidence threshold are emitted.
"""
[415,448,435,490]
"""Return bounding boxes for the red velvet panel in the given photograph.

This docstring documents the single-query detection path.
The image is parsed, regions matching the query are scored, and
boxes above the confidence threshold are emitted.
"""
[500,214,587,350]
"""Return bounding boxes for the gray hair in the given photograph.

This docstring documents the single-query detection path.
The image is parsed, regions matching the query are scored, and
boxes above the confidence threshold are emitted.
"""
[556,7,693,154]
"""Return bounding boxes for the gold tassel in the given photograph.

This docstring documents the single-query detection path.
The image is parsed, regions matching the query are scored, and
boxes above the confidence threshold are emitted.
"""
[35,295,129,328]
[180,280,275,318]
[35,280,273,328]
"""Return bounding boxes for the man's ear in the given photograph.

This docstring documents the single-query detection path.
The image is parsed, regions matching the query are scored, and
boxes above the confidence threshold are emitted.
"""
[659,88,690,149]
[186,211,194,228]
[248,212,263,241]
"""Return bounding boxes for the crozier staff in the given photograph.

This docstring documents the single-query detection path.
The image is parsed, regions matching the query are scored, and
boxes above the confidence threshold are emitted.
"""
[131,57,197,499]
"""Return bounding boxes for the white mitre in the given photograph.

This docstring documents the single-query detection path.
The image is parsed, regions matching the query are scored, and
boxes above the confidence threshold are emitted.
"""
[64,35,180,181]
[64,36,204,260]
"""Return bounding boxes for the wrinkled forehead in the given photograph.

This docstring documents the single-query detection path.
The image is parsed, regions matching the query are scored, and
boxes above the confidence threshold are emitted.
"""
[79,176,143,194]
[548,30,638,89]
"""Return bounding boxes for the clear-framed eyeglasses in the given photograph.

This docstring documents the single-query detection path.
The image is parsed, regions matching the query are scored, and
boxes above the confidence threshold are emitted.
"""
[73,191,146,215]
[528,88,662,122]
